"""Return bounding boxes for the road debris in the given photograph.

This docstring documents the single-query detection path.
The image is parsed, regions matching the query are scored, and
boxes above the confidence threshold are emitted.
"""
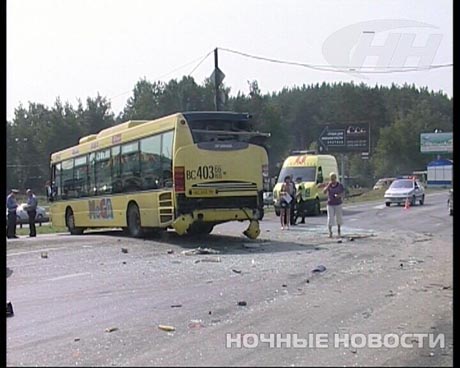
[312,265,327,273]
[74,337,80,342]
[243,243,260,249]
[121,248,128,254]
[282,284,287,287]
[170,304,182,308]
[237,301,247,306]
[337,240,342,243]
[181,247,220,256]
[158,325,175,332]
[199,257,221,263]
[6,267,13,278]
[105,327,119,333]
[232,269,242,274]
[167,249,174,254]
[188,319,205,329]
[41,252,48,259]
[385,290,396,297]
[122,261,127,265]
[6,301,14,317]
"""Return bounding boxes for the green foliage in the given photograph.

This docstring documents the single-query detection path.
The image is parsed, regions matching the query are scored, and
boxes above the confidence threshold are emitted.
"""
[6,78,452,193]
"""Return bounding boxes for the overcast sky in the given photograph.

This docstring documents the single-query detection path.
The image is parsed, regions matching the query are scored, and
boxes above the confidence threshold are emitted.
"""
[7,0,453,121]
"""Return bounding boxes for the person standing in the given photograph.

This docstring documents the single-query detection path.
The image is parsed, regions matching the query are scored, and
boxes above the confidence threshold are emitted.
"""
[294,177,307,224]
[279,176,295,230]
[323,172,345,238]
[6,189,19,239]
[25,189,38,237]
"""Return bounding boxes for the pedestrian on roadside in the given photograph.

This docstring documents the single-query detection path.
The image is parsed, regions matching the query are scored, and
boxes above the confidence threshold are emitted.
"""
[294,177,307,224]
[6,189,19,239]
[323,172,345,238]
[279,175,295,230]
[24,189,38,237]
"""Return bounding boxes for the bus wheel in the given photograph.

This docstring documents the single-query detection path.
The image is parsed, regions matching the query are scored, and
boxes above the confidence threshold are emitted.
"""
[187,223,214,236]
[66,208,84,235]
[313,199,321,216]
[127,204,144,238]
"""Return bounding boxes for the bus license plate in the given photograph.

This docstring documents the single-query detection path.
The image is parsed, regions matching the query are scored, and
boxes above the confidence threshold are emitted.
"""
[191,188,216,196]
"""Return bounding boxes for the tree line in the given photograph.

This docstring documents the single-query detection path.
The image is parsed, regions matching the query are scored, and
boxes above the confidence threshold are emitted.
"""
[6,76,453,193]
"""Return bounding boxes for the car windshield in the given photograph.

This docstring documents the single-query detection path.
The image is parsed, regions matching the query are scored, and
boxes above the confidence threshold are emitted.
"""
[390,180,413,189]
[277,167,317,183]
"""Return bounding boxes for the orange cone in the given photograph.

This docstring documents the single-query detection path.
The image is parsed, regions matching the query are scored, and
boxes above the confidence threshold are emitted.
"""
[404,197,410,210]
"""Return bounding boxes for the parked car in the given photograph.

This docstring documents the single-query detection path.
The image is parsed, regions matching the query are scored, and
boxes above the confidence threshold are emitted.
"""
[6,203,49,224]
[373,177,395,190]
[448,189,453,216]
[263,191,274,206]
[384,179,425,207]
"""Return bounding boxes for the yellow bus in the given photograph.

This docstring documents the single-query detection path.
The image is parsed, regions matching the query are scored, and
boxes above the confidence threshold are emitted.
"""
[48,112,269,239]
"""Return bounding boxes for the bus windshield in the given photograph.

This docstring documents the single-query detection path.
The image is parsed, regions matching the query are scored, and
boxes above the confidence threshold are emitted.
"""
[188,119,269,145]
[277,167,317,183]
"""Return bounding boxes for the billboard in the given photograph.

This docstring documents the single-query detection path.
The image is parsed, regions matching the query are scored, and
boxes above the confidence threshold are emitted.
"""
[318,123,370,153]
[420,132,453,153]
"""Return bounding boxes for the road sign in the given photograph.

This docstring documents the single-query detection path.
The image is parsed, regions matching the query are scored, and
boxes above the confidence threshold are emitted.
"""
[361,152,369,160]
[420,132,453,153]
[210,67,225,86]
[318,123,370,153]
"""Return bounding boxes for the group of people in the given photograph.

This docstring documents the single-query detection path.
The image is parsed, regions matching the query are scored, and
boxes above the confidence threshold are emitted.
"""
[6,188,38,239]
[279,172,344,237]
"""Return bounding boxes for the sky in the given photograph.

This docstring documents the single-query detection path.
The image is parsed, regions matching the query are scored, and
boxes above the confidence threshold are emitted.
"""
[6,0,453,121]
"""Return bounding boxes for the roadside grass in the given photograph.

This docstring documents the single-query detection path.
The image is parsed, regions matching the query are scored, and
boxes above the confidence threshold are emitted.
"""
[15,225,68,236]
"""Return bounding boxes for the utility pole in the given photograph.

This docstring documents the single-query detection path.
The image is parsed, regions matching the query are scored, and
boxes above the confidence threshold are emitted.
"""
[214,48,219,111]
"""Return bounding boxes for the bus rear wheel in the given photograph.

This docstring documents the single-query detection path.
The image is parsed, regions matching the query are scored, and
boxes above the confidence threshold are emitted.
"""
[66,208,84,235]
[127,204,144,238]
[187,223,214,236]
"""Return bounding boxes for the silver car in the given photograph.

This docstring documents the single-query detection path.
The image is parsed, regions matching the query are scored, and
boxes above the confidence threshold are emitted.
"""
[384,179,425,207]
[6,203,49,224]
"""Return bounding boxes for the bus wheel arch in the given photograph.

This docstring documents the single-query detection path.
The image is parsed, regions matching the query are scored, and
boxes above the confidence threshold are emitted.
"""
[126,202,144,238]
[65,207,84,235]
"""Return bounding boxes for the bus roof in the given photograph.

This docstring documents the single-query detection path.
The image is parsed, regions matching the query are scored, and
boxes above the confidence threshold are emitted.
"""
[182,111,251,122]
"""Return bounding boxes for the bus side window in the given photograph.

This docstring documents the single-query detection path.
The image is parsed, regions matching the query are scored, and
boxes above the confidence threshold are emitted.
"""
[61,159,74,199]
[140,135,162,190]
[88,153,96,196]
[121,141,141,192]
[161,131,174,188]
[111,146,122,193]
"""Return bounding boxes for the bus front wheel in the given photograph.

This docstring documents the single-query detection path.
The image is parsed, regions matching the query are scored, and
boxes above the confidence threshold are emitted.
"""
[127,204,144,238]
[66,208,84,235]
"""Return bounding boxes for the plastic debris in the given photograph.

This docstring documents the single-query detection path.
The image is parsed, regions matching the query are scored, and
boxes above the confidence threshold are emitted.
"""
[181,247,220,256]
[188,319,205,329]
[105,327,119,333]
[121,248,128,253]
[167,249,174,254]
[158,325,175,332]
[237,301,247,306]
[337,240,342,244]
[400,263,404,268]
[232,269,242,274]
[282,284,287,287]
[41,252,48,259]
[74,337,80,342]
[6,301,14,317]
[312,265,327,273]
[170,304,182,308]
[243,243,260,249]
[122,261,127,265]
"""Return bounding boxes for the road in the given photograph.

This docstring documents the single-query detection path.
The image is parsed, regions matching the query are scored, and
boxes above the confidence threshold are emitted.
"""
[6,191,452,366]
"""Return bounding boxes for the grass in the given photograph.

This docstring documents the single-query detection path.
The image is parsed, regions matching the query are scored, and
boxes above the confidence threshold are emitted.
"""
[15,225,68,236]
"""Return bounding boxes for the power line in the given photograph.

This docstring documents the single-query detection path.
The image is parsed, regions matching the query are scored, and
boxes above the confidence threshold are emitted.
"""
[218,47,453,74]
[188,50,213,76]
[108,51,214,101]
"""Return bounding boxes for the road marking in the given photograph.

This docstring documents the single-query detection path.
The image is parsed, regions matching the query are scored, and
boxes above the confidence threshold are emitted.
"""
[48,272,91,281]
[373,204,386,209]
[348,218,357,222]
[7,247,69,257]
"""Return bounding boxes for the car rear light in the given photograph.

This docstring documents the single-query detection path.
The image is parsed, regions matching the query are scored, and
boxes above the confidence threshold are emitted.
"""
[174,166,185,193]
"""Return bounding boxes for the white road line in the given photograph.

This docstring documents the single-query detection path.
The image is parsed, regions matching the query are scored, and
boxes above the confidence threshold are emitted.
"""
[373,204,386,209]
[7,247,69,257]
[48,272,91,281]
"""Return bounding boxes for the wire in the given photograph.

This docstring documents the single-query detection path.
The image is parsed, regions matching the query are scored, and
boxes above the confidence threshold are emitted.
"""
[188,50,213,76]
[108,51,214,101]
[218,47,453,74]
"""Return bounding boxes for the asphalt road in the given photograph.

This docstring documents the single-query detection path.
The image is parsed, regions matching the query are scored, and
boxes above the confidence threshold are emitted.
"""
[6,191,452,366]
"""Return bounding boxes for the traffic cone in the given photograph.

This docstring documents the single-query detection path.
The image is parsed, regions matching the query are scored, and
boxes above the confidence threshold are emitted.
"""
[404,197,410,210]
